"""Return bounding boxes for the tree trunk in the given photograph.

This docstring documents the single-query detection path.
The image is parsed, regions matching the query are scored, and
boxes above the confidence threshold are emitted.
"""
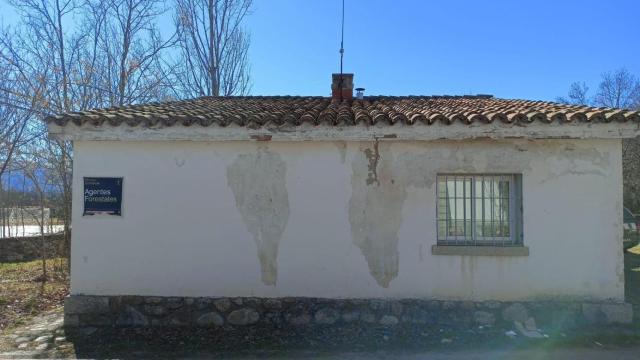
[39,192,47,282]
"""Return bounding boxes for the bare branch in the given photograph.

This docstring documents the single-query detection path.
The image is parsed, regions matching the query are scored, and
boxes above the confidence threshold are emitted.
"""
[594,68,640,110]
[174,0,252,97]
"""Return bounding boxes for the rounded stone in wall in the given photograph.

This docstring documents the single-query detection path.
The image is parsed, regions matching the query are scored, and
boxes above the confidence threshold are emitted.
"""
[401,307,430,324]
[213,299,232,313]
[195,298,213,310]
[145,297,163,304]
[144,305,167,316]
[342,310,360,323]
[314,308,340,325]
[390,301,403,316]
[166,311,191,326]
[483,301,502,309]
[196,312,224,327]
[116,306,148,326]
[502,303,529,323]
[227,308,260,326]
[122,296,144,305]
[361,311,377,323]
[263,311,284,325]
[460,301,476,311]
[232,298,244,306]
[473,311,496,326]
[442,301,457,310]
[286,312,311,325]
[379,315,399,326]
[264,298,283,310]
[369,299,386,311]
[166,297,184,310]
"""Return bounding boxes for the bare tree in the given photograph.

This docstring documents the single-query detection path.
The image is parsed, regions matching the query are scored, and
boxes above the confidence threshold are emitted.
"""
[596,70,640,212]
[0,53,43,238]
[23,159,52,281]
[0,0,255,275]
[174,0,252,97]
[558,69,640,212]
[595,70,640,212]
[0,93,28,180]
[0,1,80,273]
[556,82,590,105]
[0,0,178,275]
[85,0,178,107]
[0,58,43,180]
[594,68,640,109]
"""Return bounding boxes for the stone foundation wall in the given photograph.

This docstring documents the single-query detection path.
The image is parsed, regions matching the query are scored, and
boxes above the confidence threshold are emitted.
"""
[64,295,634,329]
[0,234,65,262]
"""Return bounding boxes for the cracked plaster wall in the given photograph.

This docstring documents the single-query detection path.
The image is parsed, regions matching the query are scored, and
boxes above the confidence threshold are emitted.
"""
[69,139,624,301]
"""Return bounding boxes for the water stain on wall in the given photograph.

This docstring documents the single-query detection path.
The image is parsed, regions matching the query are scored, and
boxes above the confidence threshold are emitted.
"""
[333,141,348,164]
[227,146,290,286]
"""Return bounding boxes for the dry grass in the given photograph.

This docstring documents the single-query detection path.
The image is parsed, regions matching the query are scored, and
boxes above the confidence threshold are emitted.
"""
[0,258,69,332]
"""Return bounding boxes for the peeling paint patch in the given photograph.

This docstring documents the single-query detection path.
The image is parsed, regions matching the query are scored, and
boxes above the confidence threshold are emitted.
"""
[227,147,289,286]
[364,140,381,186]
[349,143,404,288]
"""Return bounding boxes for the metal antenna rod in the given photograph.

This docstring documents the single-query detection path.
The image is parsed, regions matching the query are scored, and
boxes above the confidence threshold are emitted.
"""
[339,0,345,75]
[338,0,345,101]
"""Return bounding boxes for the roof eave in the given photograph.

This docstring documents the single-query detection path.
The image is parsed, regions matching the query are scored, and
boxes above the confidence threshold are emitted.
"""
[48,121,640,142]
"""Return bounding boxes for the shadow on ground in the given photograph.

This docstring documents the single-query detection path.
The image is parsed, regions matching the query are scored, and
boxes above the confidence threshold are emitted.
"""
[625,245,640,322]
[61,323,639,359]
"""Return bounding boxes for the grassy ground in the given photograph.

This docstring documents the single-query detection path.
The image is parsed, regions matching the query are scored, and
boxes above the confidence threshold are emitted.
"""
[0,258,69,332]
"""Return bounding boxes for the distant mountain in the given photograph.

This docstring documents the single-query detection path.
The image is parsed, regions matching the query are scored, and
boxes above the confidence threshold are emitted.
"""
[1,169,59,193]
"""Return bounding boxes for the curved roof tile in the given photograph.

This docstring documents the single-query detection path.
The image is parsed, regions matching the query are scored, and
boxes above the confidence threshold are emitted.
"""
[45,95,640,128]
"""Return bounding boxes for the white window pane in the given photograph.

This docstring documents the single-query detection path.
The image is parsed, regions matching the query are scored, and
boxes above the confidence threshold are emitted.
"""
[438,179,447,197]
[438,220,447,238]
[455,179,465,198]
[437,174,518,245]
[499,180,510,199]
[437,197,447,214]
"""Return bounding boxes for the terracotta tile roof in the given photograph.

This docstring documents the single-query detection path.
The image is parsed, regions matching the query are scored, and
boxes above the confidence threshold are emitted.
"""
[45,95,640,128]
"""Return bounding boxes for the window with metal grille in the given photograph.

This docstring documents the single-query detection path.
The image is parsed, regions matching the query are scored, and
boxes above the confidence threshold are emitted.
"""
[436,174,522,246]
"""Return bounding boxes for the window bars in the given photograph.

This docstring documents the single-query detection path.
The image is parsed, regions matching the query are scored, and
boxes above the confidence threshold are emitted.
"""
[437,175,519,246]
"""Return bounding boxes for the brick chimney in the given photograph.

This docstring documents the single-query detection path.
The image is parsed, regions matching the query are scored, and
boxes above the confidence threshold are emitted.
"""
[331,73,353,100]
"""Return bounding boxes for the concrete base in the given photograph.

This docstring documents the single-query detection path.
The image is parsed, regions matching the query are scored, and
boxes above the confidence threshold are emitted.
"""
[64,295,634,328]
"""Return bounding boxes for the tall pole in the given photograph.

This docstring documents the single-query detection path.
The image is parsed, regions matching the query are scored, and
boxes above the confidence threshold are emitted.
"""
[339,0,345,101]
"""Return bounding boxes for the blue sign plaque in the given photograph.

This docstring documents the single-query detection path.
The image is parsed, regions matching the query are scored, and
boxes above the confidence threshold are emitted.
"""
[83,177,123,216]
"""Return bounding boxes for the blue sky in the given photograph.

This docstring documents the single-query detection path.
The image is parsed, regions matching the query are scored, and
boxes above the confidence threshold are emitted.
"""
[2,0,639,101]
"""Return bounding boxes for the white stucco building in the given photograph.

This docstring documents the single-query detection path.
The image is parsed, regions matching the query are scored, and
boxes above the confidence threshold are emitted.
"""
[49,74,640,327]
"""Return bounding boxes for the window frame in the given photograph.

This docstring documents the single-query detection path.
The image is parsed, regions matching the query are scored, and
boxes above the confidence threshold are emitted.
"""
[436,174,523,247]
